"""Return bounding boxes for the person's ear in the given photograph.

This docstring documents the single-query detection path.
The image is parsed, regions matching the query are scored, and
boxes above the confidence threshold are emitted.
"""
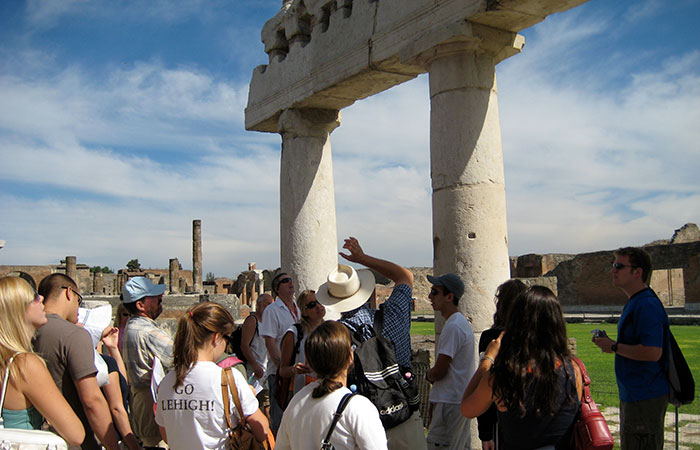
[135,300,146,313]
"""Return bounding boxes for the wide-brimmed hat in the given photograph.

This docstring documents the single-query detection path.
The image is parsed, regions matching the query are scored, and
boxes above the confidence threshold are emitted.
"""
[316,264,375,320]
[122,276,166,303]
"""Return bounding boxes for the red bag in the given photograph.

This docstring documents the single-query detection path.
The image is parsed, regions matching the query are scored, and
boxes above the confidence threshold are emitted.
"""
[570,357,614,450]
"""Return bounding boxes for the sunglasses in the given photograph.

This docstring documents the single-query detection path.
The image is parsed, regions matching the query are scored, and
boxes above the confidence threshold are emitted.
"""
[278,277,292,285]
[305,300,320,309]
[62,286,83,306]
[612,263,637,270]
[430,287,449,297]
[30,292,43,304]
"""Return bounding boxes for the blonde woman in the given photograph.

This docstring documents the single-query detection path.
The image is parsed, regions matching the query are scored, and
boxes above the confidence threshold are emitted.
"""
[0,276,84,446]
[278,290,325,399]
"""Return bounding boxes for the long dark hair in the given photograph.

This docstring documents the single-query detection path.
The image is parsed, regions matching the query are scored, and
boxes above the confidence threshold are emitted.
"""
[493,279,528,327]
[172,302,234,389]
[492,285,574,417]
[305,321,352,399]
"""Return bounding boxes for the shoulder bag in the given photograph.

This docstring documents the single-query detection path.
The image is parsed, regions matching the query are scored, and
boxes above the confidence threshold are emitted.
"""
[0,353,68,450]
[570,357,614,450]
[221,367,273,450]
[320,393,356,450]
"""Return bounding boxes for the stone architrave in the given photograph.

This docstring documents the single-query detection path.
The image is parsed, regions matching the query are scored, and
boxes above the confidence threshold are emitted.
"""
[169,258,180,294]
[192,219,203,293]
[65,256,77,283]
[278,108,341,294]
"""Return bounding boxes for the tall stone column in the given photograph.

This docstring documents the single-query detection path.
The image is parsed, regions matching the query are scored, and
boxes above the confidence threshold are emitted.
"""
[65,256,77,284]
[169,258,180,294]
[278,108,341,293]
[192,219,203,293]
[427,42,512,335]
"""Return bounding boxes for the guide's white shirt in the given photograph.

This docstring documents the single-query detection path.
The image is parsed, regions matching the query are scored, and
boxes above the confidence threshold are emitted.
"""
[156,361,259,450]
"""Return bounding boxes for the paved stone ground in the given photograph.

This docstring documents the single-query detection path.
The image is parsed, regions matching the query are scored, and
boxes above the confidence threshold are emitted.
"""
[600,406,700,449]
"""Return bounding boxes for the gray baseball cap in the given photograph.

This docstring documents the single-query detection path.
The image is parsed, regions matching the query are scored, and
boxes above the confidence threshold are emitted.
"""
[427,273,464,300]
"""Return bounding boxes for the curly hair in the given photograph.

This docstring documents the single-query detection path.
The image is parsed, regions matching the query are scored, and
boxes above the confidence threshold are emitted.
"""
[492,285,575,417]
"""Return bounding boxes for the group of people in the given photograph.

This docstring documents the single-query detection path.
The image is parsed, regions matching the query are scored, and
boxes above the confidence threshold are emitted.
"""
[0,242,671,450]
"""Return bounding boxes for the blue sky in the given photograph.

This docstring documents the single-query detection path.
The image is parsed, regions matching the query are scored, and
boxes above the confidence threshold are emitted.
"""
[1,0,699,278]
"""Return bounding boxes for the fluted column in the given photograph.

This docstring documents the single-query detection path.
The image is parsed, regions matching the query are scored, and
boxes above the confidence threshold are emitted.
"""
[278,108,341,293]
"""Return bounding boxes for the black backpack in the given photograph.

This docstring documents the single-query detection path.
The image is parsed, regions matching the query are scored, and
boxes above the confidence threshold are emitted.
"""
[663,319,695,406]
[342,309,419,429]
[648,291,694,406]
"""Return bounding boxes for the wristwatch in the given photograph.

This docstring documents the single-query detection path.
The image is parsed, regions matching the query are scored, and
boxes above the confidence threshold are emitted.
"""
[611,342,618,353]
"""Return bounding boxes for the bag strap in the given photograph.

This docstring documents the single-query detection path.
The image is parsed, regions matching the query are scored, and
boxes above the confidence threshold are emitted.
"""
[293,323,303,359]
[1,352,22,427]
[221,367,247,431]
[321,393,356,447]
[571,357,592,405]
[221,368,234,430]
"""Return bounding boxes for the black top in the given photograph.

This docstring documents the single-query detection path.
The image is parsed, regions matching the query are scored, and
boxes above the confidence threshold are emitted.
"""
[497,359,580,450]
[477,326,502,443]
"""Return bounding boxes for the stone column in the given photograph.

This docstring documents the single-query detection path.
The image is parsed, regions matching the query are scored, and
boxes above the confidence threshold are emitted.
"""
[192,219,203,293]
[426,41,514,336]
[278,108,341,293]
[93,272,104,294]
[169,258,180,294]
[65,256,77,283]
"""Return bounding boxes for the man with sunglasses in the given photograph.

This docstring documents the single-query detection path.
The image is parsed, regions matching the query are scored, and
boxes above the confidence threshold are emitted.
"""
[425,273,475,450]
[593,247,669,450]
[259,272,300,433]
[34,273,121,450]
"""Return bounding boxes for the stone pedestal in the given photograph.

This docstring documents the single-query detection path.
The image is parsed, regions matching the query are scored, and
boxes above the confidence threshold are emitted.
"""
[278,108,341,294]
[192,219,203,293]
[169,258,180,294]
[427,43,511,336]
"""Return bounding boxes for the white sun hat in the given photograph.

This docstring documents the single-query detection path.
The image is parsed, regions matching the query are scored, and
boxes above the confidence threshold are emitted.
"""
[316,264,375,320]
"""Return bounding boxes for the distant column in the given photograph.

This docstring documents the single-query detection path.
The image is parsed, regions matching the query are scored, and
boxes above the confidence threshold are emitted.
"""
[278,108,340,293]
[93,272,104,294]
[192,219,203,293]
[169,258,180,294]
[66,256,77,283]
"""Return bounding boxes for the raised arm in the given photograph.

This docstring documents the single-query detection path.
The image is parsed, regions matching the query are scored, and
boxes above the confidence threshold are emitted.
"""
[102,327,128,380]
[22,354,85,446]
[339,237,413,288]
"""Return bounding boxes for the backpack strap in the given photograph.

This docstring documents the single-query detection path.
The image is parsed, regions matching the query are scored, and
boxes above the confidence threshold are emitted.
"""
[293,323,304,358]
[373,305,384,336]
[321,393,356,448]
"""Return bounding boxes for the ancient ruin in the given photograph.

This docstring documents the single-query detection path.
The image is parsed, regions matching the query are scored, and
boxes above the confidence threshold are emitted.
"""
[245,0,590,336]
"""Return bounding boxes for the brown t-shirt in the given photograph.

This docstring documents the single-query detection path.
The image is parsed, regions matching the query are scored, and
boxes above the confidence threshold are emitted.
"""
[33,314,98,449]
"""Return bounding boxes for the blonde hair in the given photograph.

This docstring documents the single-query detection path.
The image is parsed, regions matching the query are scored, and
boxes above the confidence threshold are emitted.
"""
[0,277,41,382]
[296,289,319,335]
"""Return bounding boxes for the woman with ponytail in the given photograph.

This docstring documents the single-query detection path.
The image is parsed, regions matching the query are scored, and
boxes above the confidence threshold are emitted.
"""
[276,321,386,450]
[155,302,269,449]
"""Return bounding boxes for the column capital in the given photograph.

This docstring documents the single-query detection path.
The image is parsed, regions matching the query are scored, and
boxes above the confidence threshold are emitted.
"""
[278,108,341,138]
[400,22,524,69]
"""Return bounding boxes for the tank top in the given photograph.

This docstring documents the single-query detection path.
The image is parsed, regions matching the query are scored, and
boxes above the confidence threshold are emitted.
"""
[1,405,44,430]
[497,359,580,450]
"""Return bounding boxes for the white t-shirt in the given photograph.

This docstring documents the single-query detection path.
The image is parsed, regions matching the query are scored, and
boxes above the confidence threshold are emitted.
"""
[155,361,259,450]
[259,297,300,372]
[276,382,387,450]
[429,312,476,404]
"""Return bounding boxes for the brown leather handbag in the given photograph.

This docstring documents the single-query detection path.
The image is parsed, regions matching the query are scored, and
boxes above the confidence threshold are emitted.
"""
[570,357,614,450]
[221,367,274,450]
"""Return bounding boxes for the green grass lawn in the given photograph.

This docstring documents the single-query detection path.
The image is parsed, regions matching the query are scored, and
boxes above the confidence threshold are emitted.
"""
[411,321,700,414]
